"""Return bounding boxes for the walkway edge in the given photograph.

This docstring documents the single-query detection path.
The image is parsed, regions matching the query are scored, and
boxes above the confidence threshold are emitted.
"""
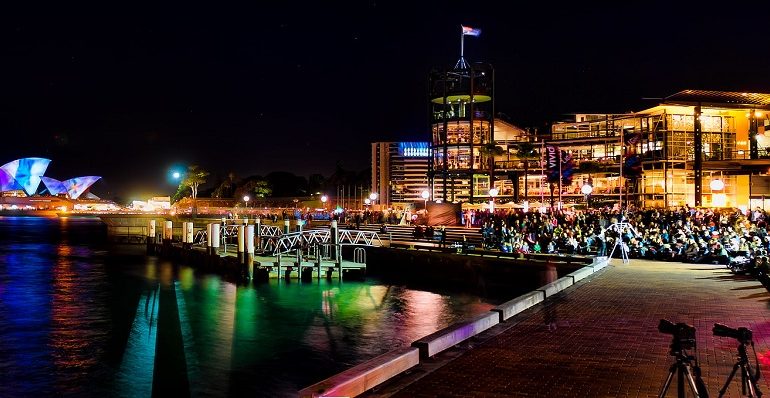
[297,255,610,397]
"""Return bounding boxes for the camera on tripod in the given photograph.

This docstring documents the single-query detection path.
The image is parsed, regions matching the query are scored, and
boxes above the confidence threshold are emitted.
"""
[713,323,753,345]
[659,319,697,349]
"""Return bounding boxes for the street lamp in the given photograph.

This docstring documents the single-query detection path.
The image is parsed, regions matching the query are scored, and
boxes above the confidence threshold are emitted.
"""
[489,188,499,213]
[421,190,430,209]
[581,183,593,208]
[364,198,371,206]
[710,178,726,207]
[172,171,181,180]
[243,195,250,208]
[321,194,328,209]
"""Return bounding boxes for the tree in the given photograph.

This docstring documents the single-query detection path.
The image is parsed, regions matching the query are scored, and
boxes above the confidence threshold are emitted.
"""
[178,165,209,217]
[212,172,237,198]
[514,142,538,200]
[234,179,272,203]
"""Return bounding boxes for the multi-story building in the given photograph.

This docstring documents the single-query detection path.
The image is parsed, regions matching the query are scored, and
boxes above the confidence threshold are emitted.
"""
[371,142,431,208]
[493,89,770,209]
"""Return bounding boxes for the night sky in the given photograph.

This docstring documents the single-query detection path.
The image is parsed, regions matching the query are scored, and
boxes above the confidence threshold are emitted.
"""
[2,1,768,201]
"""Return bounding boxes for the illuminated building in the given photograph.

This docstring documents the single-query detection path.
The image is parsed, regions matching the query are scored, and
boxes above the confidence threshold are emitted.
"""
[0,158,107,211]
[494,90,770,209]
[428,60,495,203]
[41,176,102,200]
[1,157,51,196]
[371,142,431,208]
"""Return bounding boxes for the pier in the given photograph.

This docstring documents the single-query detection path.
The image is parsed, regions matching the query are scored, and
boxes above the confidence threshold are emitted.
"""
[139,217,385,280]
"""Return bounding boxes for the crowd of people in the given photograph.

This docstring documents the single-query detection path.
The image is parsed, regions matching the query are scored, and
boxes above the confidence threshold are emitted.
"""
[469,206,770,269]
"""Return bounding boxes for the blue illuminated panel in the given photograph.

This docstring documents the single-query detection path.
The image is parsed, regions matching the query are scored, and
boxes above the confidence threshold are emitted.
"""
[398,142,431,157]
[0,158,51,196]
[63,176,101,199]
[41,177,67,196]
[0,169,22,191]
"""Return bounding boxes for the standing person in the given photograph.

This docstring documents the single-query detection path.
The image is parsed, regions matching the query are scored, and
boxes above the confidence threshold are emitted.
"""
[439,225,447,248]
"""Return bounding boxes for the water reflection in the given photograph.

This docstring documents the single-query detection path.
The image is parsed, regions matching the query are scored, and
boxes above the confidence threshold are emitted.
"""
[0,217,500,397]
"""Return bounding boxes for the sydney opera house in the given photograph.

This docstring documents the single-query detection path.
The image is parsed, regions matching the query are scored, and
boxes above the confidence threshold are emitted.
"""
[0,157,112,212]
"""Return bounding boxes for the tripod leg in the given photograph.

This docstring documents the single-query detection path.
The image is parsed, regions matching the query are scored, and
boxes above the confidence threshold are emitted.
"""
[682,364,703,398]
[718,362,741,398]
[742,364,760,397]
[658,364,677,398]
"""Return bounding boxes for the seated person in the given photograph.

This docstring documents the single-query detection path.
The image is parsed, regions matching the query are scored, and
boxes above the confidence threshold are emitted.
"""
[412,225,424,239]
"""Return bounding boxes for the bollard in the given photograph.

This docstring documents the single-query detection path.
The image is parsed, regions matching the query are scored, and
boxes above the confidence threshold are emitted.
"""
[255,218,262,252]
[245,224,255,278]
[211,223,221,257]
[296,219,303,233]
[206,223,213,255]
[147,219,156,254]
[242,217,248,225]
[283,219,290,235]
[164,221,173,241]
[181,222,188,247]
[237,225,245,265]
[185,222,194,248]
[331,219,340,264]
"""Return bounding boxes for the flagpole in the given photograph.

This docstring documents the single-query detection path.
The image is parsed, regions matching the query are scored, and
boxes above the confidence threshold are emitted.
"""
[558,150,562,210]
[460,26,464,60]
[619,126,624,213]
[540,139,545,206]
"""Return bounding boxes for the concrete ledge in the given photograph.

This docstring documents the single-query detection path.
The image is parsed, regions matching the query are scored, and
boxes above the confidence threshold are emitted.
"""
[412,311,499,358]
[566,266,594,283]
[537,276,574,298]
[592,256,609,271]
[298,346,419,398]
[491,290,546,322]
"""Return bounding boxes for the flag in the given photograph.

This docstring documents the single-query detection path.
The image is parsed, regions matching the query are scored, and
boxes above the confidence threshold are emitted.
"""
[544,144,561,183]
[461,25,481,36]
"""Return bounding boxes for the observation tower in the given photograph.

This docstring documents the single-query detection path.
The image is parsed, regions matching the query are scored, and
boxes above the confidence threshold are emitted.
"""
[428,25,494,203]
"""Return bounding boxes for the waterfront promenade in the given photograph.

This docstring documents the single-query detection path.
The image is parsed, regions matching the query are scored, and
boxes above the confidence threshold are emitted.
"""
[367,259,770,397]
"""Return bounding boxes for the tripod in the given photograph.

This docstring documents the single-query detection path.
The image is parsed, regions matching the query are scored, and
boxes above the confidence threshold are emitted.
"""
[605,222,639,264]
[659,342,709,398]
[718,342,762,397]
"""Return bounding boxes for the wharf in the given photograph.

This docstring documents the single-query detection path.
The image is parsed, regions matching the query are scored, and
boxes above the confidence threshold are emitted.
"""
[365,259,770,397]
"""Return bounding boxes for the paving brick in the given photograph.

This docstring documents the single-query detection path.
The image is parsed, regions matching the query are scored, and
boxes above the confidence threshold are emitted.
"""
[384,260,770,398]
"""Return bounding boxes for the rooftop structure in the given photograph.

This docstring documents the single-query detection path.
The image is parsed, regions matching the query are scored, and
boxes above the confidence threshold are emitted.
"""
[0,158,101,199]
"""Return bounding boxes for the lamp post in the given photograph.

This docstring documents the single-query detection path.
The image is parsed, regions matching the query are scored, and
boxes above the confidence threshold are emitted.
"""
[581,182,593,208]
[489,188,499,213]
[321,194,328,210]
[243,195,250,208]
[421,190,430,210]
[710,178,725,207]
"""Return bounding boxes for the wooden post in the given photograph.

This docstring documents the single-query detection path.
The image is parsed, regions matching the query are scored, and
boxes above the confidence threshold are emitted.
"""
[206,223,213,255]
[185,222,194,249]
[245,224,255,278]
[147,219,156,254]
[211,223,220,257]
[237,225,245,265]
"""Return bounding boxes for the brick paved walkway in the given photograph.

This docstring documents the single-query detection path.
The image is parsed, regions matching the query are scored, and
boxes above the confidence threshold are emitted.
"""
[374,260,770,397]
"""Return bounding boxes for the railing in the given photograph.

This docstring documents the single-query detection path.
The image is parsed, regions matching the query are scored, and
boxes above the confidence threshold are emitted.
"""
[193,223,284,246]
[271,229,383,255]
[353,247,366,264]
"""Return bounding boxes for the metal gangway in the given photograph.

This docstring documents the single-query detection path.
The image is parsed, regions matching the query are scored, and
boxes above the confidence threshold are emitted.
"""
[193,223,283,249]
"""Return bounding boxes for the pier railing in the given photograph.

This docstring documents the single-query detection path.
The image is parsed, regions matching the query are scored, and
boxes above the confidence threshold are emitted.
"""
[270,229,384,255]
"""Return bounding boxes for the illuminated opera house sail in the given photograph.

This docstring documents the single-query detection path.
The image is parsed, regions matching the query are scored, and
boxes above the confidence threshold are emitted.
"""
[0,158,101,199]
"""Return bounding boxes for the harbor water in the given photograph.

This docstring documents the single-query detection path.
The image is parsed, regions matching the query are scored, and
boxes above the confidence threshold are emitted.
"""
[0,217,505,397]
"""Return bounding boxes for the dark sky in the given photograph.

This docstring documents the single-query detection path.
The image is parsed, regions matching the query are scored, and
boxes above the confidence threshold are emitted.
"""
[2,1,768,201]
